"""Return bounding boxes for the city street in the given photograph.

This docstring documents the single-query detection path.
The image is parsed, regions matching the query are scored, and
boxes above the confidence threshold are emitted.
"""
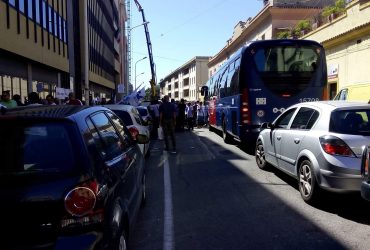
[129,128,370,250]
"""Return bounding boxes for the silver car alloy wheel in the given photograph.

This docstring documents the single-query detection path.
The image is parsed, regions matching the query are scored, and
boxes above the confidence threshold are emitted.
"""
[299,163,312,198]
[256,143,265,166]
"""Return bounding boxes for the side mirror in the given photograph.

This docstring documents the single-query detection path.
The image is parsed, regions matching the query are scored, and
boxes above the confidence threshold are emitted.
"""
[137,134,150,144]
[261,122,274,129]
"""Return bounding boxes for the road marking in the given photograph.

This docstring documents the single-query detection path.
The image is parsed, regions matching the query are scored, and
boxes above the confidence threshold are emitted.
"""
[163,151,174,250]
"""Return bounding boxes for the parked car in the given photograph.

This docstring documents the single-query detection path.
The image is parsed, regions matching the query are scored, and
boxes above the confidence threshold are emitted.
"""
[255,101,370,203]
[0,105,149,249]
[103,104,151,157]
[137,105,153,132]
[333,83,370,103]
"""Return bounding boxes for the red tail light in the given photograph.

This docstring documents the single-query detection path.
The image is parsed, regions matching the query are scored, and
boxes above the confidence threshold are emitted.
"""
[319,135,355,157]
[241,88,250,124]
[61,180,104,229]
[129,127,139,140]
[64,180,98,217]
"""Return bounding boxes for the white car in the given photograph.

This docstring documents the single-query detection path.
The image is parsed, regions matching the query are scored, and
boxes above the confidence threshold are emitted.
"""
[103,104,151,157]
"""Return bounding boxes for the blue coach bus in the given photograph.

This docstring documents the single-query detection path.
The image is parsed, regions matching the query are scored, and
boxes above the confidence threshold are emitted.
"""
[202,39,327,149]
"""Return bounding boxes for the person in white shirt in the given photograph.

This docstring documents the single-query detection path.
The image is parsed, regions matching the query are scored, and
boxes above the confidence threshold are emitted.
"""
[185,102,194,130]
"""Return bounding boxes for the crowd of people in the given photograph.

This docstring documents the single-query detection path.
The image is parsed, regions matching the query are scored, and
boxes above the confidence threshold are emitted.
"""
[148,95,209,154]
[0,90,115,109]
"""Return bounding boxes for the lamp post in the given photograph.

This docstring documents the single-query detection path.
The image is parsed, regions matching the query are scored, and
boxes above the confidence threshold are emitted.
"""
[134,56,147,90]
[135,72,144,91]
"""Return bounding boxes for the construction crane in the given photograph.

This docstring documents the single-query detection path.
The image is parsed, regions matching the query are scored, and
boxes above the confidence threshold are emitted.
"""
[134,0,157,100]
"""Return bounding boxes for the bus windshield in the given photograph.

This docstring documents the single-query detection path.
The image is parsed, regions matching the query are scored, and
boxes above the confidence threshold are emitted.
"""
[253,45,321,97]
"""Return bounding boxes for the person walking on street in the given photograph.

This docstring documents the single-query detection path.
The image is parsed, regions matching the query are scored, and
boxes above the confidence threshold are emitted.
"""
[159,95,177,153]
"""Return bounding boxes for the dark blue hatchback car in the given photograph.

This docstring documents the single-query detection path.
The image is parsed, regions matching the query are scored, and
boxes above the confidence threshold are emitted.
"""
[0,105,148,250]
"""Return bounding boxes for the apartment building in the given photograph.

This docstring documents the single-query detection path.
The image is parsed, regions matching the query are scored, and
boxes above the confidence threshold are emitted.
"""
[302,0,370,99]
[0,0,69,102]
[159,56,210,102]
[208,0,335,77]
[0,0,127,103]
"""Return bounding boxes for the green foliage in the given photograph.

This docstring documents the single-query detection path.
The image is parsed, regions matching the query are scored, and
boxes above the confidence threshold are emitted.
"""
[321,0,346,18]
[277,30,291,39]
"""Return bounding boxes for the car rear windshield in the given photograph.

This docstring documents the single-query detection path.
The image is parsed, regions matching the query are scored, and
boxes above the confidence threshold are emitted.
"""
[330,109,370,135]
[112,110,133,126]
[0,121,77,175]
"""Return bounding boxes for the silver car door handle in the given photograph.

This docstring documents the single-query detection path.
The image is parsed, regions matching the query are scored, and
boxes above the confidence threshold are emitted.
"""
[276,136,281,140]
[294,138,300,144]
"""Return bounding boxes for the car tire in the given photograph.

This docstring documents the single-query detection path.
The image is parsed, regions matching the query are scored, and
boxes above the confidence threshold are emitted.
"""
[111,228,128,250]
[255,140,269,170]
[298,160,320,204]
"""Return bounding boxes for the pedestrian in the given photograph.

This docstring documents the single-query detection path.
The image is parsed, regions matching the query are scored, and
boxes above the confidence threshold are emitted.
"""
[0,90,17,109]
[185,102,194,130]
[159,95,177,153]
[12,94,24,106]
[46,94,56,105]
[149,100,160,139]
[177,99,186,131]
[67,92,83,105]
[27,92,42,106]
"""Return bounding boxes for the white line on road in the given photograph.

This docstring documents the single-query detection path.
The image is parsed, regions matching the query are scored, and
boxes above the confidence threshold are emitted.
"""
[163,151,174,250]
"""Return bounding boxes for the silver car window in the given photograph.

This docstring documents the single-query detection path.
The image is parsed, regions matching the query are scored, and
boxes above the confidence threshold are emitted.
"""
[274,108,297,129]
[291,107,319,130]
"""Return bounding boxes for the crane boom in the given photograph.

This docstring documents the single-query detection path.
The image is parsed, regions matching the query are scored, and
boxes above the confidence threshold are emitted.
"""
[134,0,157,100]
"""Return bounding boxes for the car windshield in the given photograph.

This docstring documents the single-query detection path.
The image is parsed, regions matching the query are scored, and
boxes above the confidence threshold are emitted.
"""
[330,109,370,135]
[0,121,77,175]
[112,110,134,126]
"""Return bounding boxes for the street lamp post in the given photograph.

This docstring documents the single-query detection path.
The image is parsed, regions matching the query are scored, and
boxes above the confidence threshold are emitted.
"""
[135,72,144,91]
[134,56,147,91]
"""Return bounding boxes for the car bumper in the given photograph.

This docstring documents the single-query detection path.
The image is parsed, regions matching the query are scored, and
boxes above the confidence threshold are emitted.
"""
[319,168,362,192]
[56,232,104,250]
[361,181,370,201]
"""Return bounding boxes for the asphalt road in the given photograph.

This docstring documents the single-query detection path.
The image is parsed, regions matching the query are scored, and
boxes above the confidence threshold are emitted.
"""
[129,127,370,250]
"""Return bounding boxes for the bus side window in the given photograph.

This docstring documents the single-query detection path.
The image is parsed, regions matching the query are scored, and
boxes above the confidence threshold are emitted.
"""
[219,66,229,98]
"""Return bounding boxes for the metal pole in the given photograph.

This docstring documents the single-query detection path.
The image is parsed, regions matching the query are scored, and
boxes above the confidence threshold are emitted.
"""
[84,0,89,105]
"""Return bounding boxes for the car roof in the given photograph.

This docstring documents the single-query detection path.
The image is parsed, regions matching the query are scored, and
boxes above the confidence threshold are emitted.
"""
[102,104,137,111]
[0,105,109,120]
[292,101,370,110]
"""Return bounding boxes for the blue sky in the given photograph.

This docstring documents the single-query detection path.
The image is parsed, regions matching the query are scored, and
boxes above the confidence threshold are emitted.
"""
[130,0,264,89]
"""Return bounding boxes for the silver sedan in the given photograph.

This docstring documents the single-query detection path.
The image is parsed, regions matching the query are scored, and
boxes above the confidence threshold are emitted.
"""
[255,101,370,204]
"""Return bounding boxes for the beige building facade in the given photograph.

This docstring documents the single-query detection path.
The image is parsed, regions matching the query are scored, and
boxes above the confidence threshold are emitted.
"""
[302,0,370,99]
[159,56,210,102]
[208,0,335,77]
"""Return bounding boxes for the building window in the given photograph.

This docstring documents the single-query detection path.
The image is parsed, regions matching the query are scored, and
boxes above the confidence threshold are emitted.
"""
[35,0,40,23]
[27,0,33,19]
[42,1,47,28]
[19,0,25,13]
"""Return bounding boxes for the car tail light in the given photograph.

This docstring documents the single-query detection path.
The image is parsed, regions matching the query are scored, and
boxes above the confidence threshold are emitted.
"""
[129,127,139,140]
[361,146,370,178]
[241,88,250,124]
[319,135,355,157]
[61,180,104,229]
[64,180,98,217]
